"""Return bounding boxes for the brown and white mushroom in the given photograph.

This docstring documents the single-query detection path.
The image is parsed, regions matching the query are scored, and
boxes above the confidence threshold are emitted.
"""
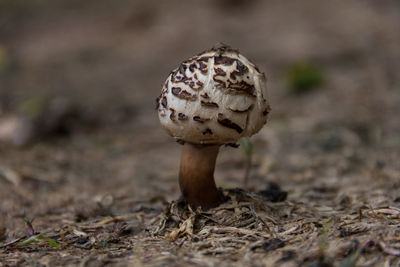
[157,43,271,209]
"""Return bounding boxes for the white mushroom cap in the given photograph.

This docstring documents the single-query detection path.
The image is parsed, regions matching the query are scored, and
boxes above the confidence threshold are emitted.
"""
[157,44,270,145]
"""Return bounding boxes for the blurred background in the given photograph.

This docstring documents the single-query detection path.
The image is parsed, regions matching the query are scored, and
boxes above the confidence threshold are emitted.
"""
[0,0,399,233]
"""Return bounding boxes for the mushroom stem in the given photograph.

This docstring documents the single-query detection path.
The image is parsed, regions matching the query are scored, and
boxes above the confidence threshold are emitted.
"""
[179,143,222,209]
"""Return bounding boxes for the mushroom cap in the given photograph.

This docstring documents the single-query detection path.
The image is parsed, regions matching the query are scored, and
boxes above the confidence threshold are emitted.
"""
[157,44,271,145]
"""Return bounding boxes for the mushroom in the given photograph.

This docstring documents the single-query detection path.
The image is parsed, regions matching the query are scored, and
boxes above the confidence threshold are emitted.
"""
[157,43,270,209]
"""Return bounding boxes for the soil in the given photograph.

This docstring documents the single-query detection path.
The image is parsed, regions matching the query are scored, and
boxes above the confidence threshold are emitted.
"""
[0,0,399,266]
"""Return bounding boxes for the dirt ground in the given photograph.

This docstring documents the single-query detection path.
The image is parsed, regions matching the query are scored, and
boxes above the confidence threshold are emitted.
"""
[0,0,399,266]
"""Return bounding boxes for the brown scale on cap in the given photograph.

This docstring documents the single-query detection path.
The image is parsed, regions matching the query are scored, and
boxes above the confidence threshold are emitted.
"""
[201,101,219,108]
[210,42,240,54]
[169,108,176,121]
[212,68,228,88]
[178,113,188,120]
[214,56,236,65]
[202,128,213,135]
[213,77,256,97]
[263,106,271,116]
[171,87,197,101]
[193,116,210,123]
[189,63,196,72]
[178,64,186,75]
[188,79,203,91]
[214,68,227,77]
[236,60,247,73]
[171,87,181,95]
[217,113,243,134]
[200,93,210,99]
[228,81,256,97]
[229,104,253,113]
[230,61,249,80]
[161,97,168,108]
[230,71,240,80]
[171,71,186,83]
[198,61,208,74]
[197,56,210,62]
[161,80,169,94]
[187,79,204,91]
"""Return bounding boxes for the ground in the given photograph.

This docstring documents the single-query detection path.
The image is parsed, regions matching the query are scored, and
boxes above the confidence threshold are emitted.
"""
[0,0,399,266]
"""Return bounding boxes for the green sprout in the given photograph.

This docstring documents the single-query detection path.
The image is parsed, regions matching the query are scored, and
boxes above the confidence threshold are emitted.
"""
[19,217,60,249]
[0,45,8,72]
[19,232,60,249]
[286,62,324,94]
[313,218,334,266]
[102,234,110,249]
[239,137,253,188]
[318,218,333,253]
[18,96,50,118]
